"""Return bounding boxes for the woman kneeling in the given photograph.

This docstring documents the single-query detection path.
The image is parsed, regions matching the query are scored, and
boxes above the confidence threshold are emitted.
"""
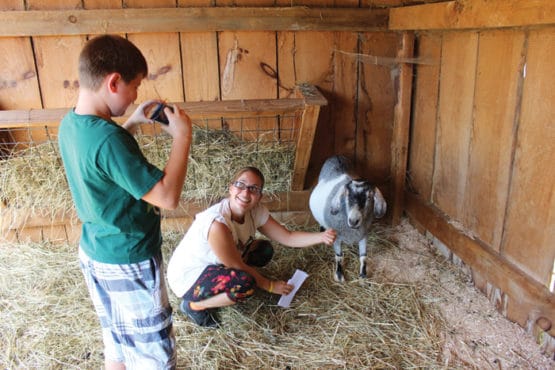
[167,166,336,327]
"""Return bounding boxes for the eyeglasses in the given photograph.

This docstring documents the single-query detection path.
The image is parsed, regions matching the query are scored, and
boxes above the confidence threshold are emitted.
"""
[232,181,262,195]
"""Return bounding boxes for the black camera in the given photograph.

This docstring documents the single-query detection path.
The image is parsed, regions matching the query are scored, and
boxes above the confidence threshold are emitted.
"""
[149,103,173,125]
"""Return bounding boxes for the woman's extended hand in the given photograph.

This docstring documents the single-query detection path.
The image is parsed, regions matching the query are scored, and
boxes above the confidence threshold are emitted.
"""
[321,228,337,246]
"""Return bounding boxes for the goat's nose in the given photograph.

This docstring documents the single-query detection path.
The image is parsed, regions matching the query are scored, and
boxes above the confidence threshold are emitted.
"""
[348,217,361,229]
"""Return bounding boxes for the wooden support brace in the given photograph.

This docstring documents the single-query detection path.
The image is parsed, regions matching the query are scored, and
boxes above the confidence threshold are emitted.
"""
[291,84,327,191]
[405,191,555,337]
[390,32,415,225]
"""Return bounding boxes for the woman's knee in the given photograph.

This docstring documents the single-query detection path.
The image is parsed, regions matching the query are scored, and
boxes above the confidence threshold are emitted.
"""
[229,269,257,302]
[243,239,274,267]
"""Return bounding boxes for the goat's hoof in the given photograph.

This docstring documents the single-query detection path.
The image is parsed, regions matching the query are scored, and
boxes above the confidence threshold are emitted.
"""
[334,272,345,283]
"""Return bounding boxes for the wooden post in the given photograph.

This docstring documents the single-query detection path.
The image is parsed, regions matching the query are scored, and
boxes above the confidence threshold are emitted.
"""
[291,84,327,191]
[391,32,415,225]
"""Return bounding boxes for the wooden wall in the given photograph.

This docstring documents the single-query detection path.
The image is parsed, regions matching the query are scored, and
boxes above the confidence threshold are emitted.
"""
[391,0,555,340]
[0,0,414,191]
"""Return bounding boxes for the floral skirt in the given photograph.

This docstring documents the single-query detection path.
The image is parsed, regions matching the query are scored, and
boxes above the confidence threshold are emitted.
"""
[183,239,273,303]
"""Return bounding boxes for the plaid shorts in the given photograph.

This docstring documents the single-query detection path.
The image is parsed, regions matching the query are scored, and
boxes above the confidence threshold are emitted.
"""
[79,247,176,369]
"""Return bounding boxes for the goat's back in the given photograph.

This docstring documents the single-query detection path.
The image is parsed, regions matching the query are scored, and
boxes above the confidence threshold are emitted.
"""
[318,155,352,182]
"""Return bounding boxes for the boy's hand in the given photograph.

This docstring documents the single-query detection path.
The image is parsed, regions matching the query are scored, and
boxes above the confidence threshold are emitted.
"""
[122,99,159,134]
[160,104,192,140]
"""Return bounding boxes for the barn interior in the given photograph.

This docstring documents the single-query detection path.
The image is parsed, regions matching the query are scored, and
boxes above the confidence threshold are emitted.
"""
[0,1,553,368]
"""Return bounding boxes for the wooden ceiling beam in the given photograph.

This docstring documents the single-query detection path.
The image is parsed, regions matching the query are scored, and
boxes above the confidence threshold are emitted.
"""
[390,0,555,30]
[0,7,388,37]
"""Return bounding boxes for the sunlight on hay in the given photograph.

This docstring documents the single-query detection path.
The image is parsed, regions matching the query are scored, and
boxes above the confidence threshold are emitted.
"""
[0,226,448,369]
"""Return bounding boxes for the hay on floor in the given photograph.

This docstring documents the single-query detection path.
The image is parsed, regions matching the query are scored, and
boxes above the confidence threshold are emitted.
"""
[0,224,447,369]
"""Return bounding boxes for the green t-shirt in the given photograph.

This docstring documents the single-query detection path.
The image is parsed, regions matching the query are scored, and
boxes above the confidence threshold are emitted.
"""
[58,110,164,264]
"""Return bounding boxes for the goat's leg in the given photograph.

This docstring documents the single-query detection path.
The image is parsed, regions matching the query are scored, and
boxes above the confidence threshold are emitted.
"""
[333,241,345,282]
[358,238,367,278]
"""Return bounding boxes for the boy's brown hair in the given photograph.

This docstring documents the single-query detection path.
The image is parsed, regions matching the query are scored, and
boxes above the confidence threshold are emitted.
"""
[78,34,148,91]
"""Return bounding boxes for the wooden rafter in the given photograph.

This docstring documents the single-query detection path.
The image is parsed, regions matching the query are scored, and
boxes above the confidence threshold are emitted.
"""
[0,7,388,37]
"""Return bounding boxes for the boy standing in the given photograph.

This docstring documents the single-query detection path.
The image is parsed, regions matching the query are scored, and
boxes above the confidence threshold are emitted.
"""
[58,34,192,369]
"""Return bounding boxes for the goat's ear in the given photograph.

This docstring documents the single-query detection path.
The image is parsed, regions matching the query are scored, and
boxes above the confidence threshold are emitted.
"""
[373,187,387,218]
[329,187,344,215]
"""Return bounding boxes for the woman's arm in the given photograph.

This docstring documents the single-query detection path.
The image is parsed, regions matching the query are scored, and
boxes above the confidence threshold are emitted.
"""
[208,220,293,295]
[258,215,336,248]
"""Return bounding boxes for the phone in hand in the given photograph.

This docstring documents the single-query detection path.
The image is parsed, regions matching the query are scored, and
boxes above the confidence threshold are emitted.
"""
[150,103,173,125]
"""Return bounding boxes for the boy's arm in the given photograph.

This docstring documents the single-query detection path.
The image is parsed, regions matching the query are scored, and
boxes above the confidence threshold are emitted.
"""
[142,104,192,210]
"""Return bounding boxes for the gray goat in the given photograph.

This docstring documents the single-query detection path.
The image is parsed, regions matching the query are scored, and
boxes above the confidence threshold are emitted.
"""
[309,155,387,282]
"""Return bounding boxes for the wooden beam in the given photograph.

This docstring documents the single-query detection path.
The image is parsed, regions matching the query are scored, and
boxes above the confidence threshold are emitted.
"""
[404,191,555,337]
[0,83,328,127]
[0,7,388,37]
[291,84,327,191]
[390,32,414,225]
[1,191,311,231]
[0,98,307,128]
[389,0,555,30]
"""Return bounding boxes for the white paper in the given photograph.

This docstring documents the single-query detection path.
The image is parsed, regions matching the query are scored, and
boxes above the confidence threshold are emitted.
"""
[277,269,309,308]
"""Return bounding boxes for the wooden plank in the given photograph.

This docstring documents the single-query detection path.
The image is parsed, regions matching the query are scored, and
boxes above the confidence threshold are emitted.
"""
[84,0,122,9]
[27,0,84,109]
[276,0,358,6]
[0,0,42,112]
[463,30,524,250]
[2,191,312,236]
[432,31,477,219]
[217,0,276,6]
[502,28,555,287]
[0,38,41,109]
[389,0,555,30]
[0,7,389,36]
[290,84,329,190]
[0,97,307,127]
[291,104,321,191]
[218,30,277,140]
[330,32,358,160]
[178,0,220,102]
[405,191,555,337]
[407,33,441,201]
[361,0,403,7]
[277,30,335,186]
[41,224,69,243]
[126,0,184,104]
[356,32,399,183]
[180,32,220,102]
[390,32,414,226]
[219,31,276,100]
[32,35,85,108]
[277,31,335,99]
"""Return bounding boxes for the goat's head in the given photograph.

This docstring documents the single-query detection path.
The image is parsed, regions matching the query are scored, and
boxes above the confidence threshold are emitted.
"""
[344,179,387,229]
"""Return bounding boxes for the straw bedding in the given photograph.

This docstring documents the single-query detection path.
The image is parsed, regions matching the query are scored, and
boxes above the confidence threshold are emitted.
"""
[0,123,294,222]
[1,220,553,369]
[0,224,445,369]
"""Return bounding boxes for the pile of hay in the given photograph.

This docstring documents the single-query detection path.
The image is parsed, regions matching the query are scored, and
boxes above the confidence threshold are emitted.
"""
[0,223,448,369]
[138,124,294,204]
[0,125,294,223]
